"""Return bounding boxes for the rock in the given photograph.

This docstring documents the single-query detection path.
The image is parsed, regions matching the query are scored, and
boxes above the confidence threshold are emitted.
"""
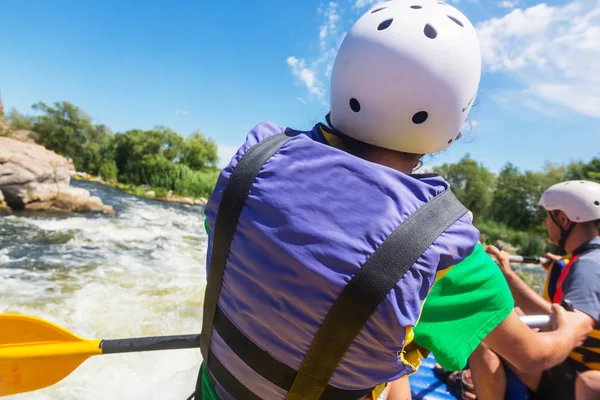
[194,198,208,206]
[0,189,9,211]
[24,201,55,211]
[10,130,39,144]
[145,191,156,198]
[0,137,114,215]
[0,119,12,137]
[52,187,114,215]
[53,187,90,211]
[155,196,197,206]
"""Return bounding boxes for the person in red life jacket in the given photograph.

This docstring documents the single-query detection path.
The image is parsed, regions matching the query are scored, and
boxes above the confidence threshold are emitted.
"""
[469,180,600,400]
[194,1,593,398]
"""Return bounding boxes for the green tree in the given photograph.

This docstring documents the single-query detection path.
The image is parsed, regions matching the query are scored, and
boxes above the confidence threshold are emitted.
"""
[29,101,113,174]
[566,157,600,182]
[490,163,535,231]
[99,160,118,182]
[6,108,34,131]
[433,154,495,220]
[111,128,183,184]
[181,131,219,171]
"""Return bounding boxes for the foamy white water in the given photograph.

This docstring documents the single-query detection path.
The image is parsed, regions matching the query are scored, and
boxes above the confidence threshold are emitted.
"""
[0,181,208,400]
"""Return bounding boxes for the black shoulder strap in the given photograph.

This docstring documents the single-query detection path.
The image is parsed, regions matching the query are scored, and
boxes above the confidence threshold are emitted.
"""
[286,189,467,400]
[200,131,297,362]
[573,242,600,256]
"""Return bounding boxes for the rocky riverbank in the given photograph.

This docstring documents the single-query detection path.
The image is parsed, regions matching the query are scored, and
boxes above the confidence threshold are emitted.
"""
[0,137,115,215]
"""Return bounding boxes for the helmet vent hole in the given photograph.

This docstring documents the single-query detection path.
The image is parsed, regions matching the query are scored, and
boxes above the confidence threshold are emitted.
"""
[424,24,437,39]
[378,19,394,31]
[438,1,447,5]
[371,7,386,13]
[448,15,464,27]
[411,5,422,9]
[350,98,361,112]
[463,95,475,112]
[412,111,428,124]
[447,139,453,144]
[594,201,600,206]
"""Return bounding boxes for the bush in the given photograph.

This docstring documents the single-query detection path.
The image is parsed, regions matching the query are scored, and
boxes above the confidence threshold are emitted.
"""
[173,166,219,198]
[154,187,169,198]
[518,235,547,257]
[99,160,118,182]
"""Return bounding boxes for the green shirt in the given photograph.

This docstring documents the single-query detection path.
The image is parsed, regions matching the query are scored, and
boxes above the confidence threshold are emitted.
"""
[413,242,513,370]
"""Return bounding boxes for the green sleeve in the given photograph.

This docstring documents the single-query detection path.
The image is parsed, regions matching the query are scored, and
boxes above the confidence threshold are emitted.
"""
[204,216,210,234]
[413,243,514,371]
[201,366,219,400]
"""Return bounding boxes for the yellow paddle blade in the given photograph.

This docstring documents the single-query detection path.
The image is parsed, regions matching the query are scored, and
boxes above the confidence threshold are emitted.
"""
[0,314,101,397]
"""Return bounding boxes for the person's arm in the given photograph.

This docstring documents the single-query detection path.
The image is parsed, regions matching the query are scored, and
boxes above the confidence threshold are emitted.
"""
[485,245,552,315]
[483,304,592,372]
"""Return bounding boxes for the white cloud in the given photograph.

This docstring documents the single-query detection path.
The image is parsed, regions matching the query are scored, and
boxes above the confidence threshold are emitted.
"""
[320,2,341,50]
[287,2,343,102]
[286,56,325,98]
[217,143,239,168]
[477,1,600,118]
[354,0,376,8]
[175,110,189,116]
[498,0,519,8]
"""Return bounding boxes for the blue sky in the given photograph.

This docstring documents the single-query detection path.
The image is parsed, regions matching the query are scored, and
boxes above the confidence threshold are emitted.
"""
[1,0,598,172]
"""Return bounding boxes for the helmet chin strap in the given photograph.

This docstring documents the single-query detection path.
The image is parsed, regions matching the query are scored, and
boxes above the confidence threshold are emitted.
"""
[549,211,576,250]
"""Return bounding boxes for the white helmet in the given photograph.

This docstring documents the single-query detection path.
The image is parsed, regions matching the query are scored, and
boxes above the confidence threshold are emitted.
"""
[329,0,482,154]
[539,181,600,223]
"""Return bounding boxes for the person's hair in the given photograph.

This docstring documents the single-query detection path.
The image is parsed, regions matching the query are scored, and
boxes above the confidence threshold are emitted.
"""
[324,113,423,168]
[551,210,600,229]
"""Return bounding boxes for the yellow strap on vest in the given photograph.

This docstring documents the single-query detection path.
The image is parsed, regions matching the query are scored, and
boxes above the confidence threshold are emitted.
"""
[370,383,387,400]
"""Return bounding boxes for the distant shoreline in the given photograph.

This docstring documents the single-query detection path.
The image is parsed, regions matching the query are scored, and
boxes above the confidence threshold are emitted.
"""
[71,172,208,207]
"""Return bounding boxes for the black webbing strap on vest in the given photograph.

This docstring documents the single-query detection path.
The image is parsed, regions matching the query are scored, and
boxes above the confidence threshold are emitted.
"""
[200,131,297,364]
[212,306,372,399]
[285,189,467,400]
[572,243,600,257]
[197,129,468,399]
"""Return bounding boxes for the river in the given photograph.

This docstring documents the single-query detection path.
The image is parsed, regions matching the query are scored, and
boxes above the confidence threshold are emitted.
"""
[0,181,207,400]
[0,180,549,400]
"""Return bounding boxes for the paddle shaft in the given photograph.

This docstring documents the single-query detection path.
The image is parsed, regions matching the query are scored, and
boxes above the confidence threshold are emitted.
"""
[508,255,550,265]
[521,315,552,329]
[101,334,201,354]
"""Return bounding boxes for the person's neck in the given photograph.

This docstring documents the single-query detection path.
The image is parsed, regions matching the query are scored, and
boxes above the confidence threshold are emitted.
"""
[564,226,600,253]
[362,148,417,174]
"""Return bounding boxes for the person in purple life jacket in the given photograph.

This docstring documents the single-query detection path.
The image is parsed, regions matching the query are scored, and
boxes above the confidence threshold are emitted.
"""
[194,1,592,399]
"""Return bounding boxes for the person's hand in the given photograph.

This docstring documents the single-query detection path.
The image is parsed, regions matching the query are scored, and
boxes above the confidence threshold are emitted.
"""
[552,303,593,347]
[542,252,562,270]
[485,245,512,275]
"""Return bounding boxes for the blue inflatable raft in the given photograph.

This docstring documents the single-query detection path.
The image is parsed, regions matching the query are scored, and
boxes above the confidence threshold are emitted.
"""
[410,354,456,399]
